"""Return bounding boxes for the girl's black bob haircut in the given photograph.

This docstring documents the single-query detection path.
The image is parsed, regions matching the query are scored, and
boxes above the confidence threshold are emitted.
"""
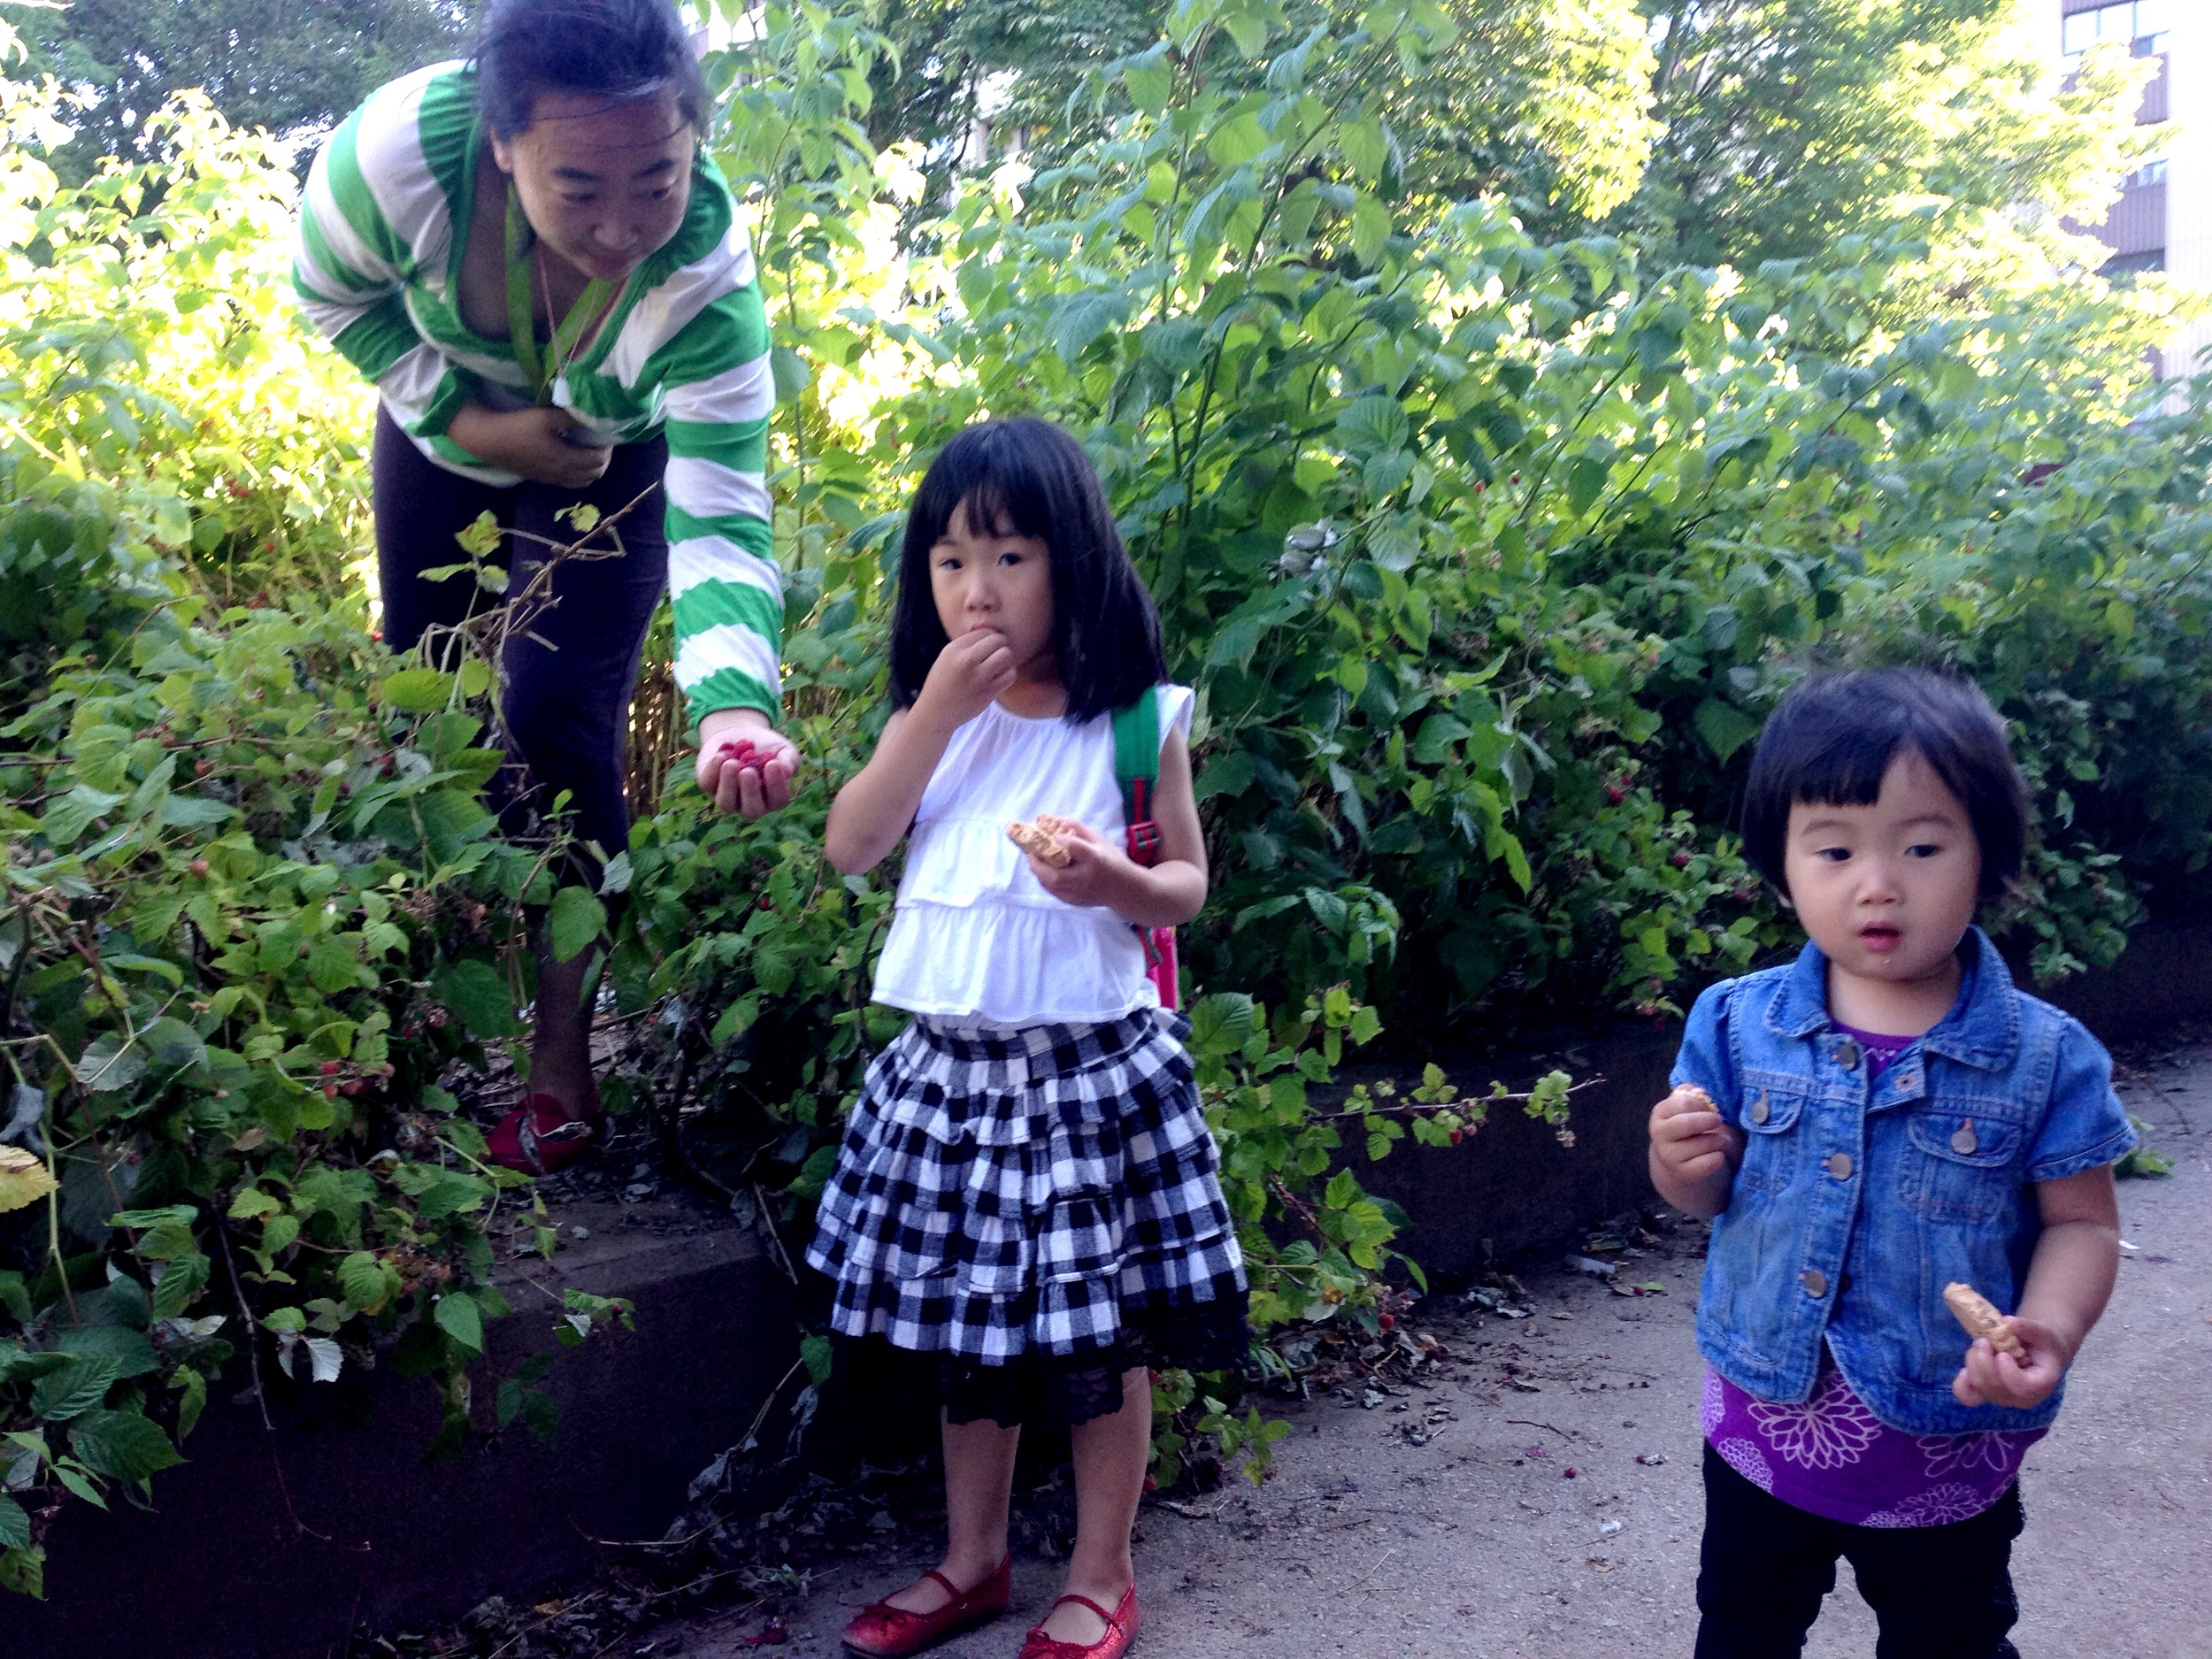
[1740,667,2029,904]
[474,0,708,141]
[889,419,1169,722]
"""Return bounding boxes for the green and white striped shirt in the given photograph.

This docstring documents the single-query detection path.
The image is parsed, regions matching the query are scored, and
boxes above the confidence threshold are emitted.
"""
[294,61,781,726]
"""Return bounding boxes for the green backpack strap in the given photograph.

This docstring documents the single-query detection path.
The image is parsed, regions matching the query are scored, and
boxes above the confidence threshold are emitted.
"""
[1110,689,1161,847]
[1111,688,1177,1002]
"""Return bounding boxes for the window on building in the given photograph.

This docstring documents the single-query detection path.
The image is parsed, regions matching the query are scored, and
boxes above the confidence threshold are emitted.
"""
[2123,159,2169,188]
[2099,248,2166,280]
[2062,0,2170,58]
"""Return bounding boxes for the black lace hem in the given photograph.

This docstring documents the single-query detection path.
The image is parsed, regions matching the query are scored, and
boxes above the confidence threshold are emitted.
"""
[828,1291,1251,1430]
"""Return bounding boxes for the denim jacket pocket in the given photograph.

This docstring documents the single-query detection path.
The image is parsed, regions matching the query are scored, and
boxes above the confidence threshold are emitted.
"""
[1732,1082,1809,1196]
[1904,1108,2024,1224]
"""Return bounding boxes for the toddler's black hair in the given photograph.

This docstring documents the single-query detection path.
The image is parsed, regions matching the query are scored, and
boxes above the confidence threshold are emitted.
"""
[888,419,1168,722]
[1740,667,2029,904]
[474,0,707,140]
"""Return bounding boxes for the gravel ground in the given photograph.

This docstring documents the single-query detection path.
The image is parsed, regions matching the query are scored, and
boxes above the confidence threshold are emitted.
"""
[660,1032,2209,1659]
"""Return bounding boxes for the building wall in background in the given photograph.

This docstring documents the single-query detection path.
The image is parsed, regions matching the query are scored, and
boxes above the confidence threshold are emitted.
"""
[2053,0,2207,382]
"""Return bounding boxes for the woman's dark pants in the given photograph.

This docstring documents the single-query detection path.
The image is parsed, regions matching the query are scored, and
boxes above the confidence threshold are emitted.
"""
[1696,1441,2024,1659]
[371,404,668,867]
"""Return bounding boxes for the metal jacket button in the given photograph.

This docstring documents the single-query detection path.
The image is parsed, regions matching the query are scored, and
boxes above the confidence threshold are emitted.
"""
[1801,1268,1828,1297]
[1951,1118,1978,1155]
[1825,1152,1853,1179]
[1835,1037,1861,1070]
[1748,1092,1770,1125]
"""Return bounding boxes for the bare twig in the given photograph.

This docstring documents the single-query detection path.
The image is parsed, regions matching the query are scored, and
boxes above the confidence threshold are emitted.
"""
[752,1181,798,1286]
[215,1220,273,1432]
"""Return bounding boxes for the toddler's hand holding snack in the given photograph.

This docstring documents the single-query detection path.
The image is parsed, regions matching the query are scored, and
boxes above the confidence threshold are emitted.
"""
[1947,1282,2070,1410]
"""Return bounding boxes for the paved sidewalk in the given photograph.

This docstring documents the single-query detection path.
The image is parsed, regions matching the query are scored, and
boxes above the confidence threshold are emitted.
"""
[685,1034,2210,1659]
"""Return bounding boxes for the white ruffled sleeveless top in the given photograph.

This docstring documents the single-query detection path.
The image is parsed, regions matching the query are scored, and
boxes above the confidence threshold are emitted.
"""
[871,684,1194,1025]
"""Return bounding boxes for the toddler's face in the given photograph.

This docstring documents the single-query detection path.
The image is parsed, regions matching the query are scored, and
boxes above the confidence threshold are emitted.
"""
[929,496,1056,680]
[1780,749,1981,1002]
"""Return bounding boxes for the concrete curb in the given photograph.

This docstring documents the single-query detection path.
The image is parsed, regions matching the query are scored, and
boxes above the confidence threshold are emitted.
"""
[12,918,2208,1657]
[12,1206,794,1659]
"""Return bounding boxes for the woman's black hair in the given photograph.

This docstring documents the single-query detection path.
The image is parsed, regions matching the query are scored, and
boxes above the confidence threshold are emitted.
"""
[888,419,1169,722]
[473,0,707,139]
[1740,666,2030,904]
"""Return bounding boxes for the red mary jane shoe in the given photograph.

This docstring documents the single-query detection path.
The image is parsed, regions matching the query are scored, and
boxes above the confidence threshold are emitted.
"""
[486,1092,603,1175]
[842,1557,1012,1657]
[1016,1584,1140,1659]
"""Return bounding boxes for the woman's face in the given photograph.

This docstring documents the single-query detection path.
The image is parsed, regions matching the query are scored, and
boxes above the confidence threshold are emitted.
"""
[491,91,695,285]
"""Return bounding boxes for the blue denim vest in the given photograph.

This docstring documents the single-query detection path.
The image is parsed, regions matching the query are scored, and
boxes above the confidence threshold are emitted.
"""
[1672,927,2134,1435]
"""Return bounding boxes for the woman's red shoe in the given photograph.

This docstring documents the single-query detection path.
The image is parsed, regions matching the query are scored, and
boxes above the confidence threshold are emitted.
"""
[1016,1583,1140,1659]
[485,1092,603,1175]
[841,1557,1012,1657]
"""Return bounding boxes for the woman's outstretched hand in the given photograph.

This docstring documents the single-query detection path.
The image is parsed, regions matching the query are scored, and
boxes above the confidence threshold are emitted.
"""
[696,708,798,818]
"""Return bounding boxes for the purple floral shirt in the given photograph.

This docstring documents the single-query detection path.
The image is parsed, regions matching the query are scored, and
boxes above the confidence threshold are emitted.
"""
[1701,1022,2047,1527]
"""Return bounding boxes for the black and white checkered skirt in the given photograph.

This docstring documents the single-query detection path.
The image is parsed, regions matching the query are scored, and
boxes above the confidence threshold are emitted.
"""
[804,1007,1248,1367]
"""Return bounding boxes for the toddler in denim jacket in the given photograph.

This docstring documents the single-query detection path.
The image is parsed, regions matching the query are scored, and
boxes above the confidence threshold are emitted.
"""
[1647,667,2133,1659]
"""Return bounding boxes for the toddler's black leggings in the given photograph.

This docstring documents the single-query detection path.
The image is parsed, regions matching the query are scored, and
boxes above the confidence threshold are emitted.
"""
[1696,1441,2024,1659]
[371,404,669,866]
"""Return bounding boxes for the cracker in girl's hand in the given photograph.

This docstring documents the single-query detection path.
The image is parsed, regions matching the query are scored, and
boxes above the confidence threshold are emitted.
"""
[1943,1282,2027,1359]
[1006,819,1071,867]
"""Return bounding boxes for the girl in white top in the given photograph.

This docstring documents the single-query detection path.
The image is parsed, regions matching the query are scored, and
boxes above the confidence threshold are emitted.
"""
[810,419,1245,1659]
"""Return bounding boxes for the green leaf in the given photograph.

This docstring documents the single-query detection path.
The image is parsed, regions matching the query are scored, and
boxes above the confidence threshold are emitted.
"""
[68,1410,182,1481]
[1563,454,1609,516]
[378,666,454,714]
[1412,714,1471,765]
[150,1252,210,1320]
[800,1333,833,1386]
[1050,291,1132,364]
[38,783,124,847]
[1187,993,1258,1056]
[1335,394,1410,457]
[338,1251,389,1313]
[433,957,516,1038]
[28,1356,120,1422]
[51,1462,104,1508]
[1348,195,1391,265]
[1195,751,1256,803]
[75,1033,145,1094]
[160,795,236,829]
[1206,111,1270,169]
[770,345,812,398]
[1338,118,1386,182]
[1124,60,1171,114]
[548,886,608,964]
[434,1293,484,1354]
[0,1541,45,1597]
[1693,698,1763,763]
[791,1143,837,1200]
[174,1365,208,1440]
[0,1495,28,1549]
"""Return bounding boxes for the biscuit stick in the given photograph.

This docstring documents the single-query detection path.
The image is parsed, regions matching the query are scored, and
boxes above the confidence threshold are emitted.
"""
[1006,819,1072,868]
[1943,1281,2027,1360]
